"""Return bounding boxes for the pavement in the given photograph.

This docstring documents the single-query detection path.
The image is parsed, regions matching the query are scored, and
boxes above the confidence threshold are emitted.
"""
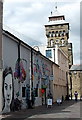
[0,100,81,120]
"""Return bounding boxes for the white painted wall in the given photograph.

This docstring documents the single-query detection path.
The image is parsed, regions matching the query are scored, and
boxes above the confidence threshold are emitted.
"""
[2,34,31,111]
[2,33,53,112]
[3,35,18,71]
[38,45,55,62]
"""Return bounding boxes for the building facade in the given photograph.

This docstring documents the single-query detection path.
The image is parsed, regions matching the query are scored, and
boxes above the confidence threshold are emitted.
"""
[44,8,73,68]
[38,44,69,102]
[2,30,31,113]
[1,30,54,113]
[33,51,53,106]
[44,8,73,99]
[69,65,82,99]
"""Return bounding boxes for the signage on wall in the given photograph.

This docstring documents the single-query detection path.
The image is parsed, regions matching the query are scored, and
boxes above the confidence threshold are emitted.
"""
[49,75,54,81]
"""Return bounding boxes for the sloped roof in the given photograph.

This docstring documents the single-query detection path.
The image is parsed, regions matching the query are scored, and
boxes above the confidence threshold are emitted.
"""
[48,10,64,18]
[70,65,82,71]
[45,20,69,26]
[3,30,59,67]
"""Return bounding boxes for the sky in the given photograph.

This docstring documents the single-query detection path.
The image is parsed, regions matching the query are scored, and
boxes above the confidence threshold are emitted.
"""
[3,0,81,65]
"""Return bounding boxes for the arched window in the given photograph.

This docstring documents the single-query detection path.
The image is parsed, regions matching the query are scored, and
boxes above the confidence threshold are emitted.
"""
[56,31,58,37]
[49,32,51,37]
[52,31,55,37]
[59,31,62,37]
[63,30,66,36]
[61,38,65,46]
[50,39,54,46]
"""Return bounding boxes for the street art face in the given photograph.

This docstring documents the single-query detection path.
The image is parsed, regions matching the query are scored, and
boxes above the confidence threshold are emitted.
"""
[3,67,13,113]
[4,74,12,106]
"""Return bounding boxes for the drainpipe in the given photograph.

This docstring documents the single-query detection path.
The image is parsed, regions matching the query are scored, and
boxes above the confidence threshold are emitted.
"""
[69,72,72,100]
[17,41,21,99]
[29,48,33,106]
[66,72,69,100]
[31,48,33,97]
[70,75,72,100]
[18,41,20,79]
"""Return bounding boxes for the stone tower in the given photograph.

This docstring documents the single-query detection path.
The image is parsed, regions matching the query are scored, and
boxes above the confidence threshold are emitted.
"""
[45,6,73,68]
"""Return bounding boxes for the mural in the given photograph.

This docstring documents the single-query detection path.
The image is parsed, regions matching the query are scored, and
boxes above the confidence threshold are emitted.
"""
[33,57,50,89]
[14,59,27,83]
[33,58,42,88]
[2,67,14,113]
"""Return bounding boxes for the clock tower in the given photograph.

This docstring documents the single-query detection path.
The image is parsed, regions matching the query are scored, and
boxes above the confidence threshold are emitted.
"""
[45,7,73,68]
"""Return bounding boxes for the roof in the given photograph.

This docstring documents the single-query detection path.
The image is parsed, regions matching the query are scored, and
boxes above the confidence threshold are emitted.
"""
[49,9,65,18]
[45,9,69,26]
[3,30,59,67]
[45,20,69,26]
[70,65,82,71]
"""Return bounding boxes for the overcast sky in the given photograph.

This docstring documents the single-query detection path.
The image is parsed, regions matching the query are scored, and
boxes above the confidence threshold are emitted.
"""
[3,0,81,65]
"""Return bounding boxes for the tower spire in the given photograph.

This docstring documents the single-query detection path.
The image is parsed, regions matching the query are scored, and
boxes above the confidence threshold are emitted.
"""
[51,11,52,15]
[55,2,57,12]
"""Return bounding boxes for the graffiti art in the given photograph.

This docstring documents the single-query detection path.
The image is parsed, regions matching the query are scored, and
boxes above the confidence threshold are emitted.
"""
[2,67,14,113]
[33,57,51,89]
[14,59,27,83]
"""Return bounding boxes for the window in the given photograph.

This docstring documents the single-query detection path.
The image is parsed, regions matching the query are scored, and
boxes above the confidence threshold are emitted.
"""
[63,30,66,36]
[46,49,52,58]
[35,88,38,97]
[49,32,51,37]
[52,31,55,37]
[61,38,65,46]
[51,33,53,37]
[50,39,54,46]
[56,31,58,37]
[59,31,62,37]
[22,87,26,97]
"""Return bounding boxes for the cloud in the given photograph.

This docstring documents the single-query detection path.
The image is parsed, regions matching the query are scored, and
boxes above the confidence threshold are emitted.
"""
[3,0,80,64]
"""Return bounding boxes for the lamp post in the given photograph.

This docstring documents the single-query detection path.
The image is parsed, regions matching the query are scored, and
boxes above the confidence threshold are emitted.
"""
[66,72,69,100]
[69,72,72,100]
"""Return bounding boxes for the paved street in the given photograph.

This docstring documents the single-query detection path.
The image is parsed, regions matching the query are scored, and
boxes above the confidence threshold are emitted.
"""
[0,100,81,120]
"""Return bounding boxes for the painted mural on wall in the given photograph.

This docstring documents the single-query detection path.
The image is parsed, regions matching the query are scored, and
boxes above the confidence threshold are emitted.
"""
[2,67,14,113]
[33,57,50,89]
[14,59,27,83]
